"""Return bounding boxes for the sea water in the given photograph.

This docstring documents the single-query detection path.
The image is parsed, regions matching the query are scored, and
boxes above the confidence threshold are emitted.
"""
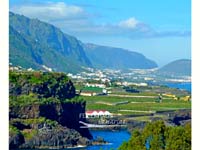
[165,82,191,92]
[86,130,130,150]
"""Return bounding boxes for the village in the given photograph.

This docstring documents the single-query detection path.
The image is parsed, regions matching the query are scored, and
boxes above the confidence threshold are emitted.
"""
[9,64,191,120]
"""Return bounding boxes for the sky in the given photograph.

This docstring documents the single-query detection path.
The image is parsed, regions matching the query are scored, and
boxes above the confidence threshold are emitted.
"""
[9,0,191,67]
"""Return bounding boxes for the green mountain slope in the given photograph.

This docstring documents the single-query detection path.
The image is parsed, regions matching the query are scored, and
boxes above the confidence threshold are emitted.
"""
[83,43,157,69]
[9,12,92,73]
[9,25,40,69]
[9,12,158,72]
[158,59,191,76]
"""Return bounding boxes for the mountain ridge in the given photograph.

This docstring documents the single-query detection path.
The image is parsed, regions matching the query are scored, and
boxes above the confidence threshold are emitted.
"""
[158,59,191,76]
[9,12,92,73]
[84,43,157,69]
[9,12,158,73]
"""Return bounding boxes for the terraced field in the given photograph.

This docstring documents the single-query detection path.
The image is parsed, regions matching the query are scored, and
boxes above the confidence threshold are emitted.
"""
[82,95,191,115]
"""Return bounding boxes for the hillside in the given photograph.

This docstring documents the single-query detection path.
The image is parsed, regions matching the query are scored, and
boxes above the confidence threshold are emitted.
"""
[9,12,92,73]
[158,59,191,76]
[9,12,158,72]
[84,43,157,69]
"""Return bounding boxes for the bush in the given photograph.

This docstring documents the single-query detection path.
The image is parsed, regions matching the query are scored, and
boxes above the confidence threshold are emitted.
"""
[119,121,191,150]
[9,71,78,106]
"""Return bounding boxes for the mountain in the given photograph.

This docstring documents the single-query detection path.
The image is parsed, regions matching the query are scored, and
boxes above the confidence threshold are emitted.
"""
[9,12,157,73]
[9,12,92,73]
[83,43,157,69]
[158,59,191,76]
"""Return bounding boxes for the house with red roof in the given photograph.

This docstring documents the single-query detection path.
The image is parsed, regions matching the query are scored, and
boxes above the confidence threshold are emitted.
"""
[86,110,112,118]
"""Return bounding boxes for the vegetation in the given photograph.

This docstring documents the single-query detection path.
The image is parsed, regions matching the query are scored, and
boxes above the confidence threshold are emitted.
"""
[119,120,191,150]
[10,12,157,74]
[9,71,77,106]
[10,117,59,127]
[111,85,190,97]
[83,95,191,115]
[9,12,92,73]
[9,125,21,135]
[81,86,103,93]
[22,129,38,140]
[9,70,91,148]
[10,117,59,140]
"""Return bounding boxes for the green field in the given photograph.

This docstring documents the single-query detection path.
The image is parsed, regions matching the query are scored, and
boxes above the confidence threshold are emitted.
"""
[83,95,191,115]
[110,85,190,97]
[81,95,156,103]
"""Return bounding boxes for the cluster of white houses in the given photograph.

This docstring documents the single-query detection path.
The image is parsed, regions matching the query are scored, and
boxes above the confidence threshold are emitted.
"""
[79,89,108,96]
[85,110,112,118]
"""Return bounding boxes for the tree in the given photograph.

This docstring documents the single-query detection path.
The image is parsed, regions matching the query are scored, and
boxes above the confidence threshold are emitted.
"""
[165,122,191,150]
[118,120,191,150]
[119,130,145,150]
[142,120,166,150]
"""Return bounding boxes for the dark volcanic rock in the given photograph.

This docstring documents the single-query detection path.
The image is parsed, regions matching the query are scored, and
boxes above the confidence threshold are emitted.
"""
[9,132,25,149]
[9,102,92,139]
[169,110,191,125]
[9,102,93,149]
[20,126,90,149]
[126,120,147,133]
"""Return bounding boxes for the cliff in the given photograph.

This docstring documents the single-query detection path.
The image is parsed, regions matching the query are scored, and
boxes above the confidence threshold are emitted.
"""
[9,102,92,149]
[9,71,92,149]
[10,102,92,138]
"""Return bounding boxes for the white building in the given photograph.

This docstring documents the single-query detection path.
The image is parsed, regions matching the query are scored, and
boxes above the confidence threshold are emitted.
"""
[85,83,106,88]
[86,110,112,118]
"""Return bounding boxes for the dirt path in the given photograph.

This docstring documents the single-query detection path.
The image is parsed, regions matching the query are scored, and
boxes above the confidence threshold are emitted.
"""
[108,94,156,98]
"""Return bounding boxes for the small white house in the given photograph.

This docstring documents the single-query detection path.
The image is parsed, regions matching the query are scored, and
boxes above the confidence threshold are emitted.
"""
[86,110,112,118]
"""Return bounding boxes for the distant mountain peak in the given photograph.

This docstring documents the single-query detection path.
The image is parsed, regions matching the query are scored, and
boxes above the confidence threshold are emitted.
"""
[158,59,191,76]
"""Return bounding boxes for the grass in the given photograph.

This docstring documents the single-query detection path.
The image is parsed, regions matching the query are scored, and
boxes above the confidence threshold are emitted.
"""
[126,114,169,122]
[9,125,21,135]
[111,85,190,97]
[10,94,85,107]
[110,91,158,96]
[82,96,156,103]
[22,129,38,140]
[10,117,59,127]
[83,95,191,115]
[82,87,103,92]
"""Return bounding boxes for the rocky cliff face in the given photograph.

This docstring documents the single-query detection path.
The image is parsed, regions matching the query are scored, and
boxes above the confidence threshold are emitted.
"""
[9,102,92,149]
[10,102,92,139]
[9,102,92,148]
[9,71,92,149]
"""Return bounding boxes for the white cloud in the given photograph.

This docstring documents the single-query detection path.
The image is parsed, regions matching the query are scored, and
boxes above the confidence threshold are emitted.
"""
[11,2,86,21]
[118,17,139,29]
[10,2,191,39]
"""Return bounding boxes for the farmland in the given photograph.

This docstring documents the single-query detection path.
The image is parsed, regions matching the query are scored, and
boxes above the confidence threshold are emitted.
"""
[82,94,191,116]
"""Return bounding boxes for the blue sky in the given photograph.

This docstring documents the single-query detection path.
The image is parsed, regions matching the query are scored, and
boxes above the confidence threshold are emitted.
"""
[9,0,191,67]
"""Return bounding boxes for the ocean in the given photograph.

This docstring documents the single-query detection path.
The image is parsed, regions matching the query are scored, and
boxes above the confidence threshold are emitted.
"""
[86,130,130,150]
[164,82,191,92]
